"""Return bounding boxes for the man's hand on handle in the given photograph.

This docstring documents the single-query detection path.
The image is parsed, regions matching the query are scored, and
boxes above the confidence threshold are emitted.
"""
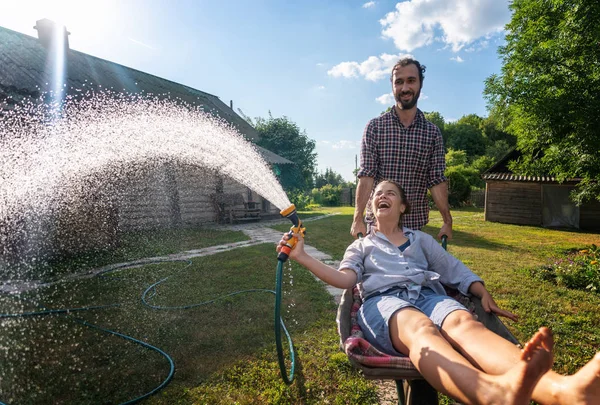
[351,216,367,239]
[437,221,453,241]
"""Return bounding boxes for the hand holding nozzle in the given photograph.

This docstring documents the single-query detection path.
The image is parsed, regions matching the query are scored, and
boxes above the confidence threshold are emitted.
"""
[277,204,306,262]
[276,228,305,262]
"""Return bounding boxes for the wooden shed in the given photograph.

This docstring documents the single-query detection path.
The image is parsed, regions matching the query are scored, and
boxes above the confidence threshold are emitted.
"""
[482,150,600,232]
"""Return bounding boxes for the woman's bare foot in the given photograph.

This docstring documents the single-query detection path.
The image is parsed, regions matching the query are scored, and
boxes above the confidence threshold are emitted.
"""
[481,327,554,405]
[552,352,600,404]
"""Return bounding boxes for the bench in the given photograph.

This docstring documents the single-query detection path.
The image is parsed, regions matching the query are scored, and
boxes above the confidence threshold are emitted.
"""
[211,193,261,224]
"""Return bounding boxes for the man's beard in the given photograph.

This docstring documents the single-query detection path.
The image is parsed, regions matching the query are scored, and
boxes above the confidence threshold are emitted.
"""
[395,88,420,110]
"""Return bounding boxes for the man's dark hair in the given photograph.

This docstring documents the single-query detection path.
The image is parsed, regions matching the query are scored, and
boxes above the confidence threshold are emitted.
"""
[390,57,426,86]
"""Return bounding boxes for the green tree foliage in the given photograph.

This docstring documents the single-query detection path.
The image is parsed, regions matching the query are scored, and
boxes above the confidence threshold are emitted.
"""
[314,167,345,188]
[444,123,487,159]
[253,113,317,192]
[445,148,468,167]
[311,184,342,206]
[485,140,512,162]
[471,155,496,175]
[446,166,472,207]
[424,111,446,136]
[457,114,483,129]
[481,113,516,145]
[484,0,600,203]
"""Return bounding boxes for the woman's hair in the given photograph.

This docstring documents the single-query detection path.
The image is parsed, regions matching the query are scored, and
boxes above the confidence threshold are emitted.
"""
[372,180,411,228]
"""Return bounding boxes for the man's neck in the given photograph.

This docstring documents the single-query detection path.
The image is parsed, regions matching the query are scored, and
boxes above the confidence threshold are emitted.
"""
[394,104,418,128]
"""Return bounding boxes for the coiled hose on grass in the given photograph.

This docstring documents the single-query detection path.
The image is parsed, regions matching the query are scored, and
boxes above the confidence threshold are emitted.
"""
[0,256,296,404]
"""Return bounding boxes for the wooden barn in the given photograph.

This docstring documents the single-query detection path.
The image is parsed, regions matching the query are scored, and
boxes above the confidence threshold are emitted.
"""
[0,20,294,259]
[482,149,600,232]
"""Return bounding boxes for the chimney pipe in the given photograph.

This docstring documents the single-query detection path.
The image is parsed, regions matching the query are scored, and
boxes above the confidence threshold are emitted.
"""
[34,19,70,50]
[230,100,233,109]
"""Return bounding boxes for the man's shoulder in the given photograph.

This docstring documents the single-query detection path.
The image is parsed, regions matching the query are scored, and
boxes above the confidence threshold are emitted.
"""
[418,111,442,135]
[369,108,394,125]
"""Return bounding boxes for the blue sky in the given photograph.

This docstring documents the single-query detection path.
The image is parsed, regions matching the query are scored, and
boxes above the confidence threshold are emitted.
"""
[1,0,512,182]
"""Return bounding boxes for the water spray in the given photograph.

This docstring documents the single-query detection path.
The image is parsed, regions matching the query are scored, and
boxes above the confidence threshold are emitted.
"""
[273,203,305,385]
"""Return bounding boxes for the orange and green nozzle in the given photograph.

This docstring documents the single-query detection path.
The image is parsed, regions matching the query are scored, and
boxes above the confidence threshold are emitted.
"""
[277,204,305,262]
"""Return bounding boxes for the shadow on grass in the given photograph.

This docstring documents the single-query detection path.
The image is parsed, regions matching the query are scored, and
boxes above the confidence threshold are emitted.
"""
[422,227,531,255]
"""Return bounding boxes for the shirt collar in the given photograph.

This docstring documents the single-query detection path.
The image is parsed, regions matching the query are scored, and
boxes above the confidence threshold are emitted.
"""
[390,106,424,128]
[371,228,415,244]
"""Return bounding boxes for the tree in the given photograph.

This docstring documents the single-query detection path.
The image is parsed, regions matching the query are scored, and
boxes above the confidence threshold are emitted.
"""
[484,0,600,203]
[444,123,487,159]
[445,148,468,167]
[254,113,317,192]
[456,114,483,129]
[314,167,345,188]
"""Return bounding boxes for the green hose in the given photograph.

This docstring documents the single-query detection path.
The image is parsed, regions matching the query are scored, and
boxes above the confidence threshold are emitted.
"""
[0,256,298,404]
[274,259,296,385]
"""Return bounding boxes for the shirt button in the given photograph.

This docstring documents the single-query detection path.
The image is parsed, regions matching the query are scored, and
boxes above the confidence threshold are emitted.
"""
[406,266,409,269]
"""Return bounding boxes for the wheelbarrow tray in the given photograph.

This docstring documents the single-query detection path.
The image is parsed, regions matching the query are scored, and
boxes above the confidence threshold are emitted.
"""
[336,287,520,404]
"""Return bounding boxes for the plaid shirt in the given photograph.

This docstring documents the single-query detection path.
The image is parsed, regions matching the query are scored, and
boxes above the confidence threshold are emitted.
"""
[357,107,446,230]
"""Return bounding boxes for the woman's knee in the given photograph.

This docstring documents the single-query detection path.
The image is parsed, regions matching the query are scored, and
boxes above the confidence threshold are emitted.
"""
[392,308,439,345]
[441,310,483,337]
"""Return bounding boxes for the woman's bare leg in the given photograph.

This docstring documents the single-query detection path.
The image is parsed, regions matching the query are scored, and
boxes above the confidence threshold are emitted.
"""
[441,310,600,404]
[389,307,553,405]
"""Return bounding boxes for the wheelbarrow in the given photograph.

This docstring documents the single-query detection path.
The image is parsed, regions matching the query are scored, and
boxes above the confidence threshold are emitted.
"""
[335,236,520,405]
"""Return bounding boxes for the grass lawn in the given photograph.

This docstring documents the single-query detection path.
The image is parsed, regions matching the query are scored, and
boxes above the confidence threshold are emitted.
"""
[1,207,599,404]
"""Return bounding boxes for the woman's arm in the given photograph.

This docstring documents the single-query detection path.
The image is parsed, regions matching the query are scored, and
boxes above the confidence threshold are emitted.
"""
[277,233,357,289]
[468,281,518,321]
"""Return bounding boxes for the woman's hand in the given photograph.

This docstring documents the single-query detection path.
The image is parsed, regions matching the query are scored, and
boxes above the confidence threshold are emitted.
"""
[480,291,518,322]
[276,232,306,261]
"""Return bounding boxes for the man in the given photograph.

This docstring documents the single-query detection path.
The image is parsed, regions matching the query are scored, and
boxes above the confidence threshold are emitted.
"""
[351,57,452,240]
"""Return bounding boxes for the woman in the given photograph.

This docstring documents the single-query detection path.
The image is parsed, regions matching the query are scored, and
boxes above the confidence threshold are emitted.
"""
[277,180,600,405]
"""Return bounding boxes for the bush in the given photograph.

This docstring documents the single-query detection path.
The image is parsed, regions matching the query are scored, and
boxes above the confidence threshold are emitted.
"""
[445,167,471,207]
[289,191,313,210]
[530,245,600,292]
[311,184,342,206]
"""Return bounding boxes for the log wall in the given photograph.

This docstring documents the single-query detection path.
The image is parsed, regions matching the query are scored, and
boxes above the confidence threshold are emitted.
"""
[484,181,542,226]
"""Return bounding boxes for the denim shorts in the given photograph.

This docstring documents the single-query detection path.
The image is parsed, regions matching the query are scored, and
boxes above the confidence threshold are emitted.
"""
[357,287,467,356]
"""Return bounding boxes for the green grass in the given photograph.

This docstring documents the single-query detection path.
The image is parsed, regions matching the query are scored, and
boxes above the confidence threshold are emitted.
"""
[1,207,599,404]
[36,227,250,281]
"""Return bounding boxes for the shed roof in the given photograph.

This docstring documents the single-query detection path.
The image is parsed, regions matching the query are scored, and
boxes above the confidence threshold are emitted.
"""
[0,24,293,165]
[482,148,580,184]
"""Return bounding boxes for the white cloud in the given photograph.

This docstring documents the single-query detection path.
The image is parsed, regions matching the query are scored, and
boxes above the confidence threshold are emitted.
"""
[379,0,510,52]
[316,85,326,90]
[318,140,360,149]
[376,92,428,104]
[376,93,395,105]
[316,62,325,67]
[363,1,376,8]
[328,53,413,81]
[450,56,464,63]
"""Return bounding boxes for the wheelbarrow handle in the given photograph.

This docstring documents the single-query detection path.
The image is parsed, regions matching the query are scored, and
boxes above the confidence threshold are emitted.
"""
[441,235,448,251]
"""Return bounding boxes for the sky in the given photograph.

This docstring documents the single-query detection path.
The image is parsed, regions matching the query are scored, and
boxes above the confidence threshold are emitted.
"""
[1,0,512,182]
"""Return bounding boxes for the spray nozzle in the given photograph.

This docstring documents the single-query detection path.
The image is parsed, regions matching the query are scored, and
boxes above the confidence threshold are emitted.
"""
[277,204,305,262]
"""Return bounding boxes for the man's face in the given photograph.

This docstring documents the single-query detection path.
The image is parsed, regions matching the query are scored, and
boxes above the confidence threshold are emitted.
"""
[392,64,421,110]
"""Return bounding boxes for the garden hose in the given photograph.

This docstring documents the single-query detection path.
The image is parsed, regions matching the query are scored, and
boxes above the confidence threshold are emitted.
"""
[273,203,305,384]
[0,245,301,404]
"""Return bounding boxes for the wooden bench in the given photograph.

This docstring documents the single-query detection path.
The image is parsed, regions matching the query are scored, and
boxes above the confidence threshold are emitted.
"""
[211,193,261,224]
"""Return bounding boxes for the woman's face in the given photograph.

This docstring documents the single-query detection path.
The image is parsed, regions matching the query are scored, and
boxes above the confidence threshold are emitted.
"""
[372,182,405,224]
